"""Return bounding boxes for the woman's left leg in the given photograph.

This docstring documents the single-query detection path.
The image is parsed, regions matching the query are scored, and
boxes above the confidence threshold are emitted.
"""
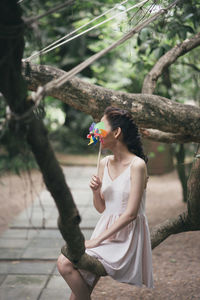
[69,274,100,300]
[57,253,91,300]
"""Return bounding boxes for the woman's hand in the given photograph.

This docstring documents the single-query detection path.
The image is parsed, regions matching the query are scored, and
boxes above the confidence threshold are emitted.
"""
[85,238,101,248]
[89,175,102,193]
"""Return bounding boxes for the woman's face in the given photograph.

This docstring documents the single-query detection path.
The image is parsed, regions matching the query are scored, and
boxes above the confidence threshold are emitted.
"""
[100,115,121,149]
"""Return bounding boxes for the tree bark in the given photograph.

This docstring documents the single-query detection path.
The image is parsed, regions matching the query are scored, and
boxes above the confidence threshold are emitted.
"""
[25,117,107,276]
[0,0,107,277]
[139,128,196,143]
[175,144,188,203]
[22,62,200,143]
[142,32,200,94]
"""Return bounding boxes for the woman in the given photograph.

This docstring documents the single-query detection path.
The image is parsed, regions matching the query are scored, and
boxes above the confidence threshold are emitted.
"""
[57,106,154,300]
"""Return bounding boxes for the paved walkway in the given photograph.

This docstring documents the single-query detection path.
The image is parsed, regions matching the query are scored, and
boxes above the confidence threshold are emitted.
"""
[0,166,101,300]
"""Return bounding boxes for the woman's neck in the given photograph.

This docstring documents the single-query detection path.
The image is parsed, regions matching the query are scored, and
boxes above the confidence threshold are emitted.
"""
[109,143,135,163]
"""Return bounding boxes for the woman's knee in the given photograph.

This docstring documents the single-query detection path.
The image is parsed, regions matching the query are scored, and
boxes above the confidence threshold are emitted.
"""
[57,253,74,276]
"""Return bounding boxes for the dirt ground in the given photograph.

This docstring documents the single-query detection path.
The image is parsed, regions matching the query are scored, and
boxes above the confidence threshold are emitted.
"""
[0,168,45,234]
[0,165,200,299]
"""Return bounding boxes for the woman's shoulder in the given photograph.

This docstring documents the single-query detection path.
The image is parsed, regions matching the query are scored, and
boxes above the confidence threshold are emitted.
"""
[102,154,143,164]
[130,155,146,175]
[101,154,145,167]
[130,156,148,187]
[131,155,146,166]
[131,154,144,163]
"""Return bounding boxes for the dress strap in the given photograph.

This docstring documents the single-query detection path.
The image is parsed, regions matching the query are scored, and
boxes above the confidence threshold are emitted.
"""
[106,155,111,166]
[102,155,110,179]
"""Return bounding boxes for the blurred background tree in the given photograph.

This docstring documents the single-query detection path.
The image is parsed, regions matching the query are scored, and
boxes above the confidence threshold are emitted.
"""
[0,0,199,192]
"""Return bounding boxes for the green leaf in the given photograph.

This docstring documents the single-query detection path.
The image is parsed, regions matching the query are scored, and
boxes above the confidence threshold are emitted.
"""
[157,145,165,152]
[139,28,149,41]
[153,47,164,59]
[148,152,156,158]
[178,28,187,40]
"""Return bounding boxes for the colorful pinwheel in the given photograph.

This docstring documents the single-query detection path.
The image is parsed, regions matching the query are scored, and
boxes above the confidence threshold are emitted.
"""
[87,121,108,145]
[87,121,108,175]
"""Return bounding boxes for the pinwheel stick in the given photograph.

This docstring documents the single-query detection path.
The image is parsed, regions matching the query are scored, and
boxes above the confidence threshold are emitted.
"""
[96,142,102,176]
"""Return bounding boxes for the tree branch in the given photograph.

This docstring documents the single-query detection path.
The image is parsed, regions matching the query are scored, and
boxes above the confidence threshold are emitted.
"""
[24,0,75,25]
[22,62,200,143]
[26,117,107,276]
[181,62,200,73]
[142,32,200,94]
[141,29,200,248]
[139,128,196,143]
[150,146,200,248]
[0,0,107,278]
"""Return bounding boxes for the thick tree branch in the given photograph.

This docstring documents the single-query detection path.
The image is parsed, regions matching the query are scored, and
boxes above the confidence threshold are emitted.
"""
[26,117,107,276]
[141,33,200,143]
[0,0,107,278]
[142,32,200,94]
[150,146,200,248]
[22,62,200,143]
[139,128,195,143]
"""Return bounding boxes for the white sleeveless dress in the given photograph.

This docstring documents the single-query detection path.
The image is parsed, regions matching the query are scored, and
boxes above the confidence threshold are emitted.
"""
[78,155,154,289]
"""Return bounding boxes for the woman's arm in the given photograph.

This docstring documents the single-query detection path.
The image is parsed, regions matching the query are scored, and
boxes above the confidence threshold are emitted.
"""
[97,213,136,243]
[93,190,105,213]
[96,159,146,244]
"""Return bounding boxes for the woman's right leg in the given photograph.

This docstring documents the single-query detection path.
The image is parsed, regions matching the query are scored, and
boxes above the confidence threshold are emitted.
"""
[69,275,101,300]
[57,254,91,300]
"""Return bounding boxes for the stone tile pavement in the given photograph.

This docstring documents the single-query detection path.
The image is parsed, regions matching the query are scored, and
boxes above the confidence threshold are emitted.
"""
[0,166,101,300]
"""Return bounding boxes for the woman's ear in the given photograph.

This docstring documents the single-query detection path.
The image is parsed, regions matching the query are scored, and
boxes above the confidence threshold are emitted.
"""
[114,127,122,139]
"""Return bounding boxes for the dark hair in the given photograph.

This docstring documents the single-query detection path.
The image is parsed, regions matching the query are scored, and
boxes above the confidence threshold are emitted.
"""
[103,106,148,164]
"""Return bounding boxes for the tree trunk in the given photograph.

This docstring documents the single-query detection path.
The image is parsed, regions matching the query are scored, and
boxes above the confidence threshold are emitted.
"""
[0,0,107,277]
[175,144,188,203]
